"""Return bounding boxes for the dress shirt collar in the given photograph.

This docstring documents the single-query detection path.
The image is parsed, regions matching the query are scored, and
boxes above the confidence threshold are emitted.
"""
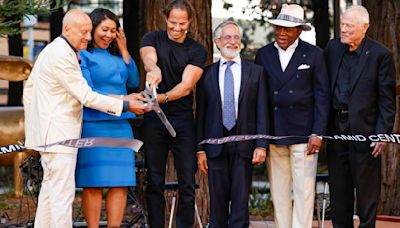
[220,55,241,67]
[274,38,299,52]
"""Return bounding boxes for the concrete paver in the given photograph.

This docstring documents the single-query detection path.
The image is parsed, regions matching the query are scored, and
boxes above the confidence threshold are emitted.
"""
[249,219,400,228]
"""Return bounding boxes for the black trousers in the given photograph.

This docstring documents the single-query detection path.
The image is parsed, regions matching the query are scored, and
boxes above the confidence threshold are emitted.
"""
[143,115,196,228]
[327,114,381,228]
[207,127,253,228]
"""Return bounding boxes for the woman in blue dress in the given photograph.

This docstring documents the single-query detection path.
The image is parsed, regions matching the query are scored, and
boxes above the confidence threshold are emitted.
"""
[75,8,140,227]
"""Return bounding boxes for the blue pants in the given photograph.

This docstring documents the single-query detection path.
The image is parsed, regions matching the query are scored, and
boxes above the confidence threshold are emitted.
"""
[207,127,253,228]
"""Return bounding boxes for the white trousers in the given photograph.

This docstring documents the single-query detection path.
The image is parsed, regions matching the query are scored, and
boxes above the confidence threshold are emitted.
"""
[267,144,318,228]
[34,152,76,228]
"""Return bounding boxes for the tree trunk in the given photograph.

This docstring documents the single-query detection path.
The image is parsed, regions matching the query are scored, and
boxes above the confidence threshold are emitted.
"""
[50,0,63,42]
[124,0,213,226]
[123,0,144,92]
[363,0,400,216]
[313,0,330,48]
[7,33,23,106]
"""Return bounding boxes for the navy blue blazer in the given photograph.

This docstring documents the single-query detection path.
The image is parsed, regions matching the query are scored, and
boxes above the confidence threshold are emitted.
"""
[324,37,396,135]
[255,39,330,145]
[196,59,268,159]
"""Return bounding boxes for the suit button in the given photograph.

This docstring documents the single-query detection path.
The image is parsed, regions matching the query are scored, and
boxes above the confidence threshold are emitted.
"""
[274,91,278,95]
[289,105,293,109]
[289,90,293,94]
[296,74,300,79]
[274,106,278,111]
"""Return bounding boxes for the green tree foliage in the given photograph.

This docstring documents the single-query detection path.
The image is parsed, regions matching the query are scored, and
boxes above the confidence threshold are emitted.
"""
[0,0,67,37]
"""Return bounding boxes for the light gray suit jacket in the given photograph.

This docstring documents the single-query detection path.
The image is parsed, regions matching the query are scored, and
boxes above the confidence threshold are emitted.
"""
[23,37,124,154]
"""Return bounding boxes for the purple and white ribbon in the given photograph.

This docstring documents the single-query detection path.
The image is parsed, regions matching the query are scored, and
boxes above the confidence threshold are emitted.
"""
[3,133,400,156]
[0,138,143,155]
[199,133,400,145]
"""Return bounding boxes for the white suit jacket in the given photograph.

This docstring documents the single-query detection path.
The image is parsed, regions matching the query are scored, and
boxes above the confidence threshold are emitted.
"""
[23,37,124,154]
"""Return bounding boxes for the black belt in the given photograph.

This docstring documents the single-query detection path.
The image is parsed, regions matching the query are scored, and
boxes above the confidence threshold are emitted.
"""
[334,109,349,119]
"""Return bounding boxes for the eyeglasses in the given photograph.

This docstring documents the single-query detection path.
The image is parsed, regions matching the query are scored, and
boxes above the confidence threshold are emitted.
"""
[340,23,356,29]
[219,35,241,41]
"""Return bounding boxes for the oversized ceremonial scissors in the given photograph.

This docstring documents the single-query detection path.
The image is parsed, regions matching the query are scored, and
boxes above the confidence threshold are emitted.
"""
[141,82,177,137]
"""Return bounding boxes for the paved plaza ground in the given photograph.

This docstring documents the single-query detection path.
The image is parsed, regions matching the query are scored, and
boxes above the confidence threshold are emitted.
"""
[250,220,400,228]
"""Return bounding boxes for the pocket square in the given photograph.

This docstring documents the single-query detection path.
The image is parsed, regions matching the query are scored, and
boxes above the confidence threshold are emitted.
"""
[297,64,310,70]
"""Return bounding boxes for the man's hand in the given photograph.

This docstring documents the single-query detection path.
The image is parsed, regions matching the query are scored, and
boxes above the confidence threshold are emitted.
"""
[146,66,162,89]
[307,136,322,155]
[124,93,151,115]
[197,152,208,174]
[371,142,387,158]
[252,148,266,165]
[125,93,147,102]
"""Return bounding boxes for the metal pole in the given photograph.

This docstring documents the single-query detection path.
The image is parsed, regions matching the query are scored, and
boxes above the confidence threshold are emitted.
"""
[23,15,37,61]
[27,27,34,61]
[321,182,329,228]
[168,194,177,228]
[195,202,203,228]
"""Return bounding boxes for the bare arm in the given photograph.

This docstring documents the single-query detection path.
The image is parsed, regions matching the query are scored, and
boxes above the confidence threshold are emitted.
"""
[156,64,204,103]
[140,46,162,88]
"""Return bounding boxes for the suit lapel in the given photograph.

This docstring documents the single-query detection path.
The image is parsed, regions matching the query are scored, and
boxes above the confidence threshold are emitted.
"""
[277,40,305,89]
[239,59,250,103]
[211,61,222,103]
[350,38,371,93]
[330,43,347,93]
[268,47,285,86]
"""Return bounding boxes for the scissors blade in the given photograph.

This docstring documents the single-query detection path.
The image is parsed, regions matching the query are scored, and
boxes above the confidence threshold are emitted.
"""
[152,86,159,106]
[145,81,151,91]
[152,106,176,137]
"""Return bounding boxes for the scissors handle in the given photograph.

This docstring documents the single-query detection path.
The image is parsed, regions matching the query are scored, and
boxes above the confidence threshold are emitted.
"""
[140,91,153,107]
[142,81,176,137]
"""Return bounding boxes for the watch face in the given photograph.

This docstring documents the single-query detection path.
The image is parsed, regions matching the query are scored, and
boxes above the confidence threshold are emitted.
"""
[164,93,169,103]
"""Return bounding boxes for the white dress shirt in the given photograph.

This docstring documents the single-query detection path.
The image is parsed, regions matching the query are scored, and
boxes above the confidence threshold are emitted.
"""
[219,55,241,119]
[274,38,299,72]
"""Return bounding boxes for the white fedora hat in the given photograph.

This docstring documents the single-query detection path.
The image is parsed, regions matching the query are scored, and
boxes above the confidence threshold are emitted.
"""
[268,4,311,31]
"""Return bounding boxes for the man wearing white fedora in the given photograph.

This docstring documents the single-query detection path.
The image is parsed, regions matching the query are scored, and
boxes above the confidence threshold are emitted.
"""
[255,4,330,228]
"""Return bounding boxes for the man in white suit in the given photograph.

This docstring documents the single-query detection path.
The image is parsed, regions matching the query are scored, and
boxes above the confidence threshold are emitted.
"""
[23,9,148,227]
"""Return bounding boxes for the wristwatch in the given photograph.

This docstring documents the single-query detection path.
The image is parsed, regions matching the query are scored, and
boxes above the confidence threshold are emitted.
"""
[163,93,169,104]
